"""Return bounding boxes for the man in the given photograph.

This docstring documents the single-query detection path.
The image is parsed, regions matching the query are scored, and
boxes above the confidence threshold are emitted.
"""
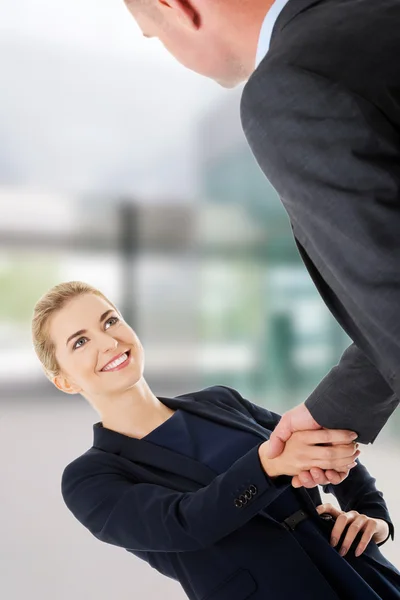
[124,0,400,488]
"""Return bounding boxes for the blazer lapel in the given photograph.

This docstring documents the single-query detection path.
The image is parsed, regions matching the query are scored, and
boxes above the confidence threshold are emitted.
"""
[159,394,271,439]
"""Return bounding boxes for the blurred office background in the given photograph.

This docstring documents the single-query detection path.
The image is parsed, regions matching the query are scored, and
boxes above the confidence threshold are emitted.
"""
[1,1,399,598]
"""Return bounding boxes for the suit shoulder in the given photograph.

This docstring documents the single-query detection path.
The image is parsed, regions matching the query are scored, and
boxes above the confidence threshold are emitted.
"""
[175,384,231,402]
[180,383,233,400]
[62,447,104,475]
[62,449,94,483]
[61,448,121,499]
[189,384,251,415]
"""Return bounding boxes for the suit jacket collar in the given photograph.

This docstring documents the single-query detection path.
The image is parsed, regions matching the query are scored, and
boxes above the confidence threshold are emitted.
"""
[269,0,326,48]
[241,0,327,131]
[92,393,269,489]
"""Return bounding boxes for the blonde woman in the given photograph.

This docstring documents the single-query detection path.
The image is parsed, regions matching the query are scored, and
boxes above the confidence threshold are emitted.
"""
[32,281,400,600]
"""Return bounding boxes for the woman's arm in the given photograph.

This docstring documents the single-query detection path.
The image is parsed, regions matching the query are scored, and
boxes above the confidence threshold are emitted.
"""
[61,442,292,553]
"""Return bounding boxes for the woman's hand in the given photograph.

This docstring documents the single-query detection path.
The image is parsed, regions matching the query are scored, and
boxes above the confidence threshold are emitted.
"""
[316,503,390,557]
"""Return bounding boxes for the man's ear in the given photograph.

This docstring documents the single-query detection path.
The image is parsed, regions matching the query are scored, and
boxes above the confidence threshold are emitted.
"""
[53,374,81,395]
[159,0,200,31]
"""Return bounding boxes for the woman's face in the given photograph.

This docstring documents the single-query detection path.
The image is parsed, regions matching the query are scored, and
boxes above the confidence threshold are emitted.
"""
[49,293,144,399]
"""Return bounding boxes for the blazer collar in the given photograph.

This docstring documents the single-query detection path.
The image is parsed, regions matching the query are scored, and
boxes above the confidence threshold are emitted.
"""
[92,393,269,488]
[269,0,326,47]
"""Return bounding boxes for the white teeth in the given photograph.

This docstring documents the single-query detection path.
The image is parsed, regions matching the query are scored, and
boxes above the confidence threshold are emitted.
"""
[102,353,128,371]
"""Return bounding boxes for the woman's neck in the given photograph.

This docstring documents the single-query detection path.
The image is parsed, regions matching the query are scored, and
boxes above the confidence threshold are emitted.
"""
[101,403,176,439]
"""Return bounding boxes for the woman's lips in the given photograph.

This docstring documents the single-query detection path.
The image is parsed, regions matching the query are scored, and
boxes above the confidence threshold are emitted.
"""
[101,350,131,372]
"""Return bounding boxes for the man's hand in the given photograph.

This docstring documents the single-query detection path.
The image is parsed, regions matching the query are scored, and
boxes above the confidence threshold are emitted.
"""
[265,402,359,489]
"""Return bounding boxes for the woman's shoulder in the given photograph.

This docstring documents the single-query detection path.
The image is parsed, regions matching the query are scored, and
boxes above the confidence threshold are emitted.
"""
[62,448,109,483]
[61,447,130,493]
[61,447,139,517]
[188,384,253,416]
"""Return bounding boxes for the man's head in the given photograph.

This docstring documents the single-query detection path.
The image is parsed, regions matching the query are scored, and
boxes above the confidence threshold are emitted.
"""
[123,0,272,88]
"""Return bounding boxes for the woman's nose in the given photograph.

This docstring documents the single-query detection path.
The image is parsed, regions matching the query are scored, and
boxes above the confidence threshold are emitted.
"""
[98,336,118,352]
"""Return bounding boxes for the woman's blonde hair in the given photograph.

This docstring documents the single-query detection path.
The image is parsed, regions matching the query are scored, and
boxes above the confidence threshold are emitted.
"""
[31,281,119,382]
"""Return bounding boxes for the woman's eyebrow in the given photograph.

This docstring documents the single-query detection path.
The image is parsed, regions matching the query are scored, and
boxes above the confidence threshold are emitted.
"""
[65,309,114,346]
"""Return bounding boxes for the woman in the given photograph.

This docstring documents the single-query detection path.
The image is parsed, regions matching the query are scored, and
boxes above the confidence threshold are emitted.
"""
[31,280,400,600]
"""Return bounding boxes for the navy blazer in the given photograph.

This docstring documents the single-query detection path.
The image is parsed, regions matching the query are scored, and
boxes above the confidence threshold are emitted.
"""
[61,385,395,600]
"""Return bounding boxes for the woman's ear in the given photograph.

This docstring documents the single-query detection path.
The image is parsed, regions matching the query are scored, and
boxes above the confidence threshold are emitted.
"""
[53,374,81,395]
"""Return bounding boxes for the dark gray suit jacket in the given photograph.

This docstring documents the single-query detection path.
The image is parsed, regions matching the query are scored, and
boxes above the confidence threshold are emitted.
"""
[240,0,400,443]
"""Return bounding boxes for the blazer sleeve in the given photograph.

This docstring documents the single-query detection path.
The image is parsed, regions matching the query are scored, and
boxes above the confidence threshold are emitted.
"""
[240,63,400,443]
[322,459,395,547]
[61,443,292,553]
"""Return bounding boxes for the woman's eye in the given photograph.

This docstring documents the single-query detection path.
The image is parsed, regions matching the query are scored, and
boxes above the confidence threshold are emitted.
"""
[72,317,119,350]
[105,316,119,328]
[73,338,86,350]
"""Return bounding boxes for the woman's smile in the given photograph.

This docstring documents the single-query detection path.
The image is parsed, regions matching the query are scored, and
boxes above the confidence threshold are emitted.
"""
[101,350,132,373]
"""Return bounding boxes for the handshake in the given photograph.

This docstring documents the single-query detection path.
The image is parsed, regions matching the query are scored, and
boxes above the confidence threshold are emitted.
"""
[258,428,360,486]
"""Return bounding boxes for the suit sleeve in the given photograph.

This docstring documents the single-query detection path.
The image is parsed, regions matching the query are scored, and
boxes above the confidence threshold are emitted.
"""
[291,232,399,444]
[240,63,400,443]
[61,443,291,553]
[322,459,395,547]
[304,342,399,444]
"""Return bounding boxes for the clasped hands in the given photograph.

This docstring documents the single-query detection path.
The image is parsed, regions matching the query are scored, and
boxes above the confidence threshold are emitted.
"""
[266,401,360,488]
